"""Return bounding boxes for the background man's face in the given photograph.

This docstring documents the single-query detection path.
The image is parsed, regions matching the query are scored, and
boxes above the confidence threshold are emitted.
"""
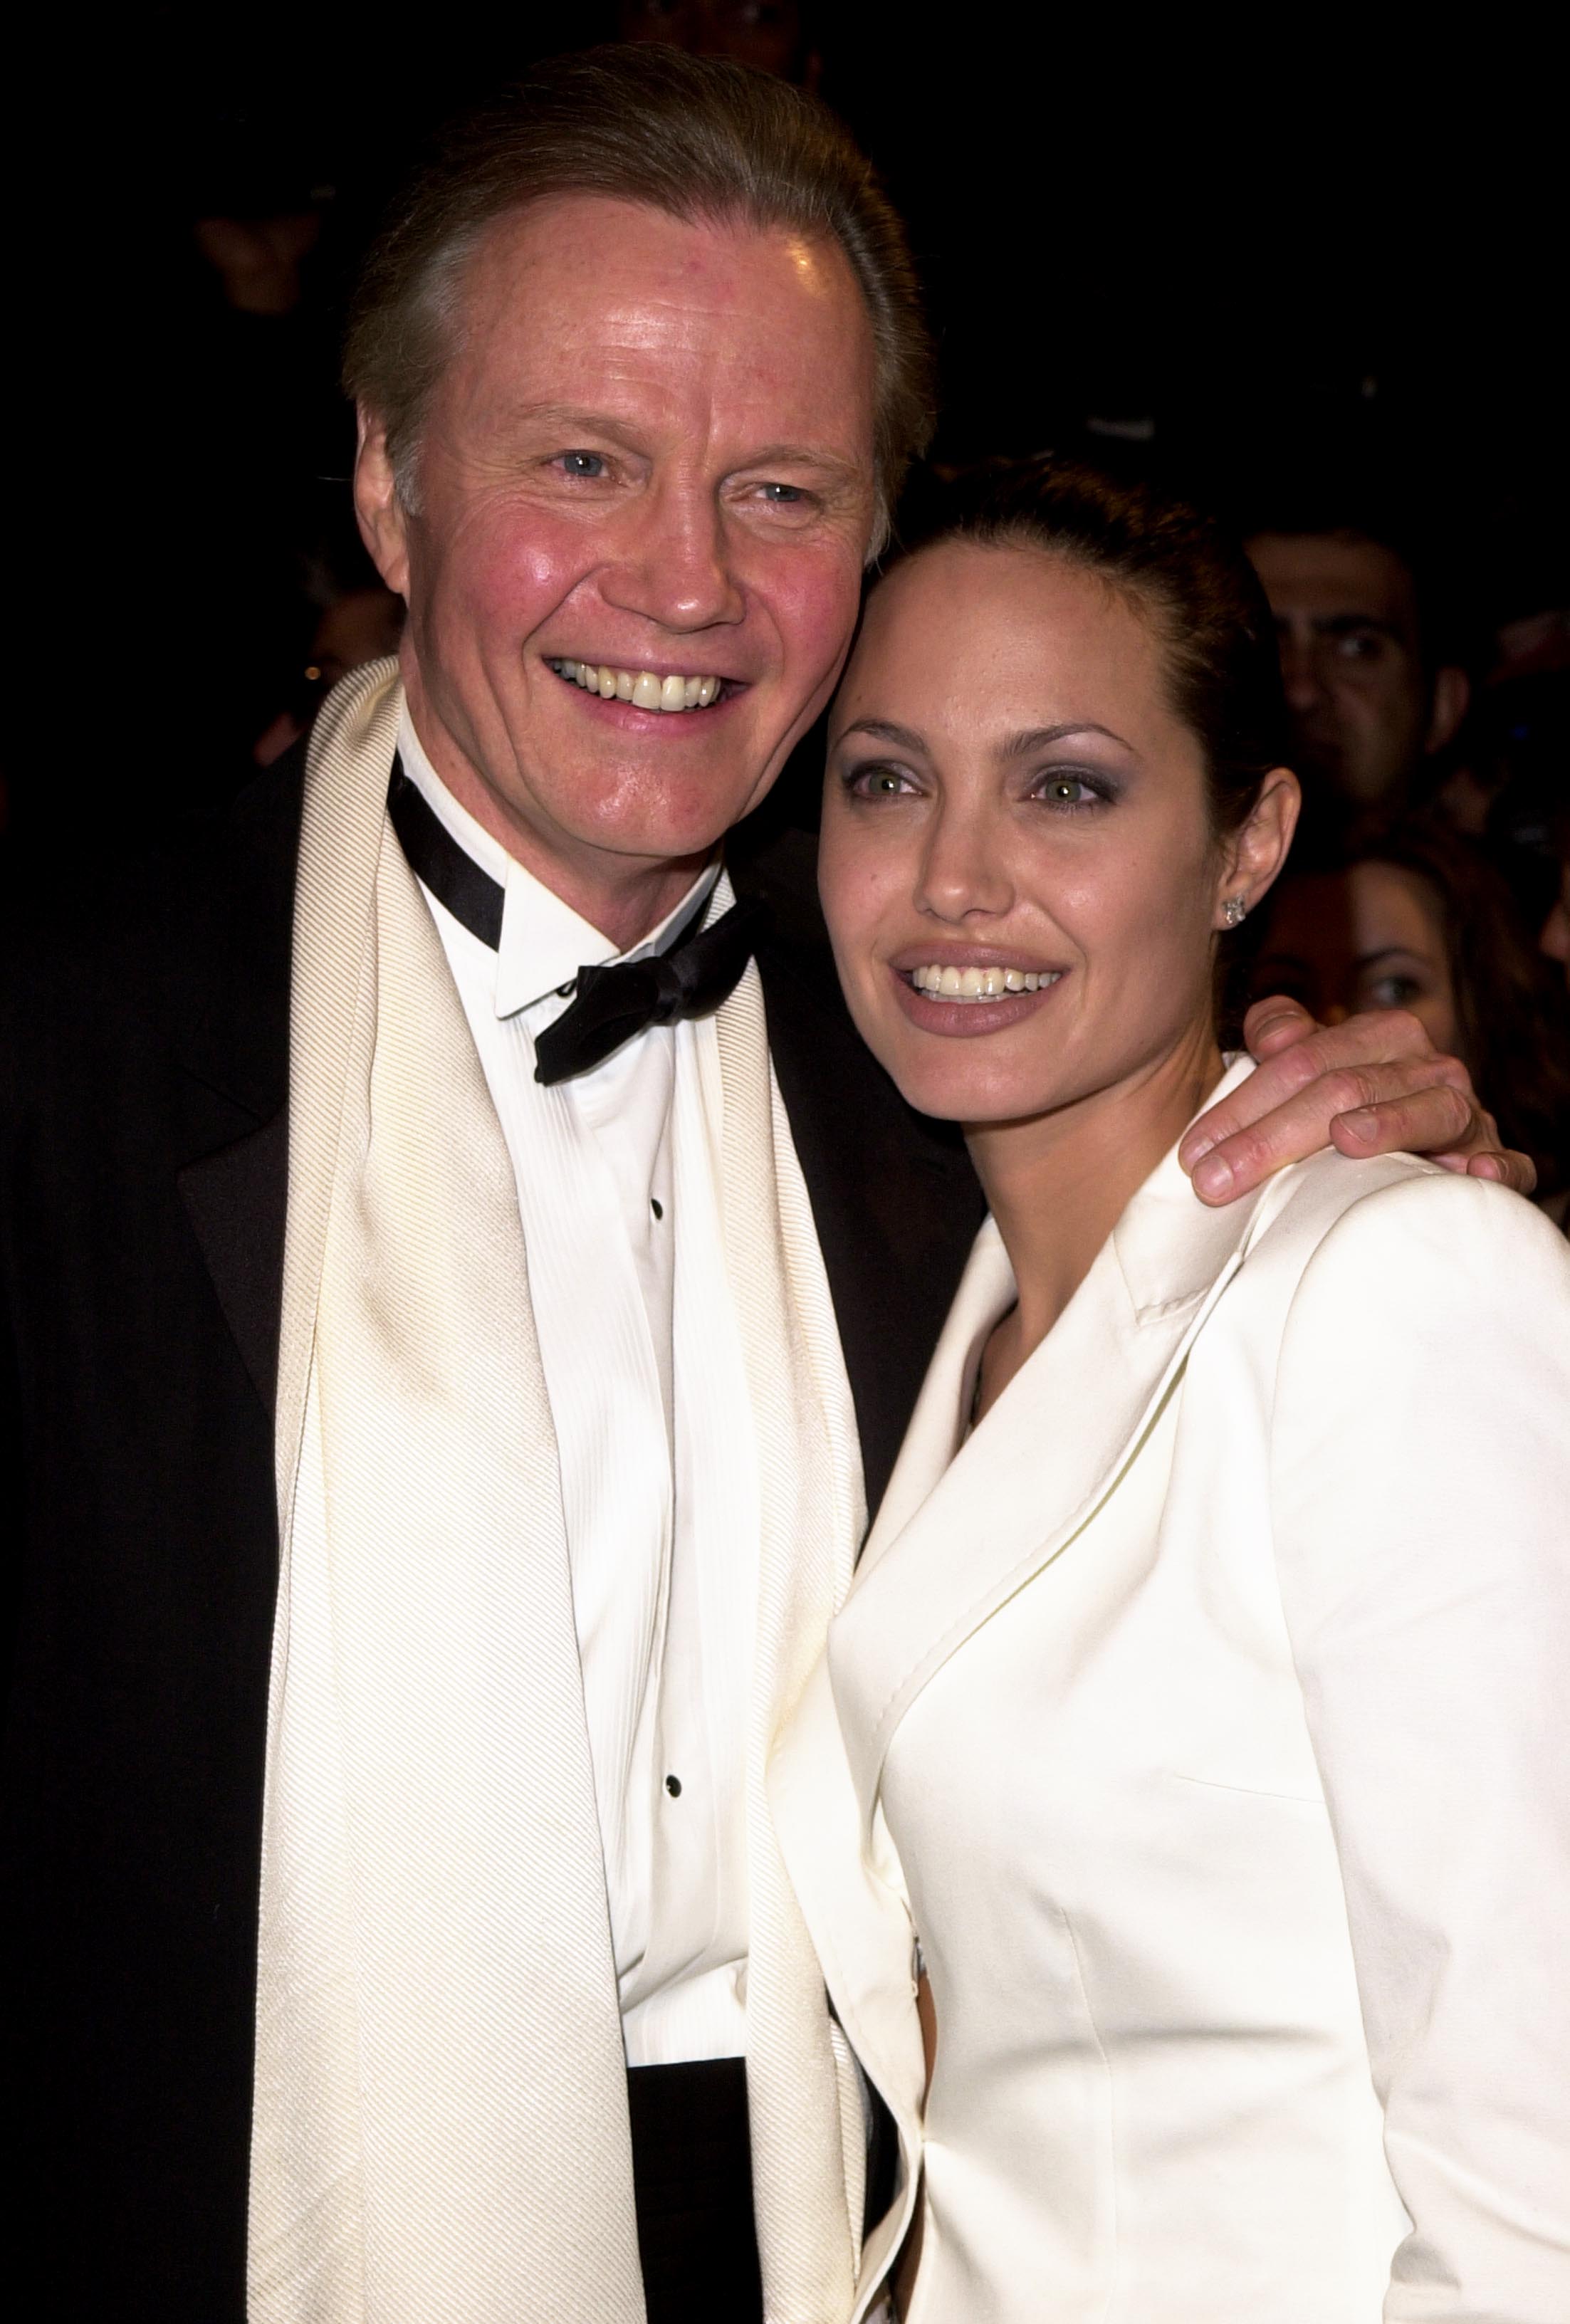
[358,194,877,918]
[1248,530,1462,812]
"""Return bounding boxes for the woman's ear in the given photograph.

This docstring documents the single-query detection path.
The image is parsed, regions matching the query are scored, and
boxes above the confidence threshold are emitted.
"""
[1214,769,1300,928]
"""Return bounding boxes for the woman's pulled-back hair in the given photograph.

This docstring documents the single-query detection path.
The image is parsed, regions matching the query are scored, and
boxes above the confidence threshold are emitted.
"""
[895,456,1289,834]
[343,45,933,548]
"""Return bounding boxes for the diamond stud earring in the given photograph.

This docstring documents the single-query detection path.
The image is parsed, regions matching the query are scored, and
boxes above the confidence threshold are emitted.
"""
[1222,896,1248,927]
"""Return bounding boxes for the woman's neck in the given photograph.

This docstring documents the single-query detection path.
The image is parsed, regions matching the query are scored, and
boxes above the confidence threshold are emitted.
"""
[967,1021,1225,1417]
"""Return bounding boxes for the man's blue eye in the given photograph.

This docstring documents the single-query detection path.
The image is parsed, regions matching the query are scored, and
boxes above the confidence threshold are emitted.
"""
[560,451,605,478]
[763,483,804,502]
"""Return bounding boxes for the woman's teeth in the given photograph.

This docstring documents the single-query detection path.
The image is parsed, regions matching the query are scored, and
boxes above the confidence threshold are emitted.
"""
[550,657,722,711]
[911,965,1063,1000]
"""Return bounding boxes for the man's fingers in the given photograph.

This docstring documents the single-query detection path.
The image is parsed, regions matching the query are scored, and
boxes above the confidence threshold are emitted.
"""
[1186,1058,1476,1204]
[1239,995,1319,1059]
[1465,1150,1538,1192]
[1330,1089,1536,1191]
[1329,1082,1480,1158]
[1465,1149,1537,1192]
[1183,1007,1458,1174]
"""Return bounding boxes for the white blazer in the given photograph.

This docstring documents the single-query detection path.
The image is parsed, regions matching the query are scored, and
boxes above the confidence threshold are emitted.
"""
[770,1060,1570,2323]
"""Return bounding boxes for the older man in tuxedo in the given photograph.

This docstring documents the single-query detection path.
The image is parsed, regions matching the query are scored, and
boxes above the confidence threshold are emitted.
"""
[0,46,1526,2324]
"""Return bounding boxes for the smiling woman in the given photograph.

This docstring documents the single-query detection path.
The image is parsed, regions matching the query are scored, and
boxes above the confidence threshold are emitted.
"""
[820,458,1301,1317]
[773,456,1570,2324]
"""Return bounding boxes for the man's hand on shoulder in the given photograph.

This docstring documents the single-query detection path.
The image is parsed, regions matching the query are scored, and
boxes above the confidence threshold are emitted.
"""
[1180,997,1537,1205]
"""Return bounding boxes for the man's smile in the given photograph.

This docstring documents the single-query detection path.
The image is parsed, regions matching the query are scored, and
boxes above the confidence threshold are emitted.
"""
[547,656,737,713]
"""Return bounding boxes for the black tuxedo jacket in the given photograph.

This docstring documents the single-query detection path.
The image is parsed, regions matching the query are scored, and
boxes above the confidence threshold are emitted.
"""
[0,751,983,2320]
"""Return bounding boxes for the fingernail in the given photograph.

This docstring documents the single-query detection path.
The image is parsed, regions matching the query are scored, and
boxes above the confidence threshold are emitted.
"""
[1193,1151,1234,1200]
[1180,1131,1214,1166]
[1341,1108,1378,1141]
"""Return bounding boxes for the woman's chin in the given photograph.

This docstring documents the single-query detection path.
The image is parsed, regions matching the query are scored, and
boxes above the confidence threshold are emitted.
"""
[880,1042,1065,1129]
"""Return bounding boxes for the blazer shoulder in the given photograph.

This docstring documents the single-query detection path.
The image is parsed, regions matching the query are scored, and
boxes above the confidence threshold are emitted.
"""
[1252,1145,1559,1270]
[1235,1153,1570,1390]
[1245,1152,1449,1282]
[1278,1156,1570,1312]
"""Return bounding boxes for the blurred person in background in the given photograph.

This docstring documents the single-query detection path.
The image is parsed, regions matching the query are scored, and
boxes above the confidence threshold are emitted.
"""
[252,537,407,766]
[1255,817,1570,1220]
[1247,502,1470,825]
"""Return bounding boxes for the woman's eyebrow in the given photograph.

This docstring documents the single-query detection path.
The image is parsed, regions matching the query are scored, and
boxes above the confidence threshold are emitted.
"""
[1002,721,1133,757]
[836,718,929,752]
[1354,945,1430,970]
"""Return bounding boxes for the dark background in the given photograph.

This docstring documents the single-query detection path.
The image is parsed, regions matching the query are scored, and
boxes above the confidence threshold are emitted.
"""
[11,4,1564,848]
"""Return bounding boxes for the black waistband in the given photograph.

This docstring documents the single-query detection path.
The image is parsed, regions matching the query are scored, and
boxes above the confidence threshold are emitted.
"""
[627,2058,762,2323]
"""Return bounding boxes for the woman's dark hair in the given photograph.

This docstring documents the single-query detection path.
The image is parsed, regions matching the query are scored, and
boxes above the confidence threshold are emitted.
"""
[891,455,1290,835]
[1262,816,1570,1200]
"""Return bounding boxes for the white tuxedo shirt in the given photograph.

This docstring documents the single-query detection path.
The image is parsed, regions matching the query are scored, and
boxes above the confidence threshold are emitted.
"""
[400,711,754,2066]
[771,1060,1570,2322]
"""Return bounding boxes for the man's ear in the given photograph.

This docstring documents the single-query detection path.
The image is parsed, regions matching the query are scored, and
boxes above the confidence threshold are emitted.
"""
[1215,768,1301,927]
[1426,664,1470,755]
[353,408,412,602]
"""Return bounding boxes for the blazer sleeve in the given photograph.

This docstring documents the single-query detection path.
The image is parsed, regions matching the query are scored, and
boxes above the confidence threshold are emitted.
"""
[1270,1171,1570,2324]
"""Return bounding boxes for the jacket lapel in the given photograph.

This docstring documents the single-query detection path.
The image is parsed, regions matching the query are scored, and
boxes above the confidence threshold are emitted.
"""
[166,751,303,1423]
[178,1111,289,1415]
[830,1062,1270,1823]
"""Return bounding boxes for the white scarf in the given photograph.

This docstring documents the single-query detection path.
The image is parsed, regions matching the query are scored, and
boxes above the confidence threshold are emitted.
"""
[248,660,867,2322]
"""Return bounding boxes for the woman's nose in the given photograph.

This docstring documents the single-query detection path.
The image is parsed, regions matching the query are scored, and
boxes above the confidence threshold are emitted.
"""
[916,801,1014,922]
[600,488,745,634]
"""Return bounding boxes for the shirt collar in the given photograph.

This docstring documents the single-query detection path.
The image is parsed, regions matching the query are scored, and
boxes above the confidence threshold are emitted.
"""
[395,705,722,1020]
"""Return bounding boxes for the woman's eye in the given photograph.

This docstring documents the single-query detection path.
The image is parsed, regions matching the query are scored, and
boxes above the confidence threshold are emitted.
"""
[1366,972,1423,1009]
[1035,774,1104,809]
[556,451,608,479]
[846,763,918,799]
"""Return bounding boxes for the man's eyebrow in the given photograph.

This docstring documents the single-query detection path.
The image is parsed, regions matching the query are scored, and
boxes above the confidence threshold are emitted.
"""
[732,442,866,481]
[1307,614,1406,642]
[503,402,647,447]
[500,407,864,481]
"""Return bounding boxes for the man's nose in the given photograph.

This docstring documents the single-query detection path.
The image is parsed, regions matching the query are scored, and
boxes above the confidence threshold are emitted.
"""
[1277,630,1324,714]
[600,486,746,634]
[916,800,1015,922]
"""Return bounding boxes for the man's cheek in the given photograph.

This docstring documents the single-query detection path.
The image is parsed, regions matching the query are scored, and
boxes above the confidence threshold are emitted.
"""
[444,517,583,642]
[773,553,864,680]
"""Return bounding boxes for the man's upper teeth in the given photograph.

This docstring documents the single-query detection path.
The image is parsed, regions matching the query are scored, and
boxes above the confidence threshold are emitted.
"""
[912,965,1063,998]
[555,658,721,710]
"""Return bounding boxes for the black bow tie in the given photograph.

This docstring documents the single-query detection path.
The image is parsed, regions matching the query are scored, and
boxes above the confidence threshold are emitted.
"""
[387,759,765,1086]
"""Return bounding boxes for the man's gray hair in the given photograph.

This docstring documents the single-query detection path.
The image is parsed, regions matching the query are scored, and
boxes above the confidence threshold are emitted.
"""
[343,45,935,552]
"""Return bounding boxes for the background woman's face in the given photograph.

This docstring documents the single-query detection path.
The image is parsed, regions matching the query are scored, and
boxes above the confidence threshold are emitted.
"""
[818,543,1237,1126]
[1255,863,1461,1058]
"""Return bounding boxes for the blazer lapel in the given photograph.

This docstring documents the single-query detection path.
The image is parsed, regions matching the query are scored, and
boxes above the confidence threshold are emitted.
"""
[178,1111,288,1415]
[830,1063,1269,1822]
[167,753,303,1423]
